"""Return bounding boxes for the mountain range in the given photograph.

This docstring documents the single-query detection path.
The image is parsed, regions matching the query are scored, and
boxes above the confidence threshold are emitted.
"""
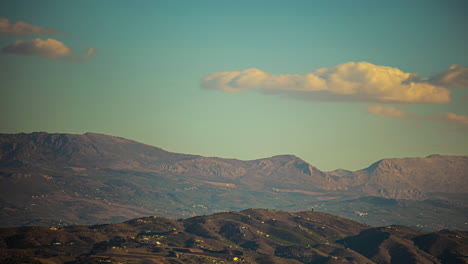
[0,132,467,230]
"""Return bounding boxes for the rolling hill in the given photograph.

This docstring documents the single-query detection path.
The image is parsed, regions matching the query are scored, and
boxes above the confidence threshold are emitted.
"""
[0,209,466,264]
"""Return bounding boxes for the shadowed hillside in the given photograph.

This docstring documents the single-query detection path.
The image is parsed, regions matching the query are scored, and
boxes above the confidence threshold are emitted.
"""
[0,209,467,264]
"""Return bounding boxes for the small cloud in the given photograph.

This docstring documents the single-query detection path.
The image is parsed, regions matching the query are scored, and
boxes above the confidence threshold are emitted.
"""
[2,38,71,59]
[368,105,468,129]
[430,112,468,127]
[202,62,451,104]
[2,38,94,61]
[367,105,406,118]
[428,64,468,89]
[0,17,61,36]
[83,47,95,60]
[63,47,95,62]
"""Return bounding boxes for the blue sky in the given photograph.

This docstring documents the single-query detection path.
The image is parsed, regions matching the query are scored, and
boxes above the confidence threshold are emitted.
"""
[1,0,467,170]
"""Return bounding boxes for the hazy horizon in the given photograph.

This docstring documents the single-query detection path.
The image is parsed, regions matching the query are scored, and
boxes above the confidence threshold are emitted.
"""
[1,0,467,171]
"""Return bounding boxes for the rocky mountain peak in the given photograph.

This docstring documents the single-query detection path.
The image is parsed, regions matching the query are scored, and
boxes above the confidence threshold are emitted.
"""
[0,132,467,228]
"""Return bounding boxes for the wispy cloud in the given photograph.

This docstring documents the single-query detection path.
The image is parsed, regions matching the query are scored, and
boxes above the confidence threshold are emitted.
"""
[367,105,468,128]
[428,64,468,89]
[367,105,406,118]
[201,62,466,104]
[83,47,95,60]
[62,47,95,62]
[2,38,94,61]
[0,18,61,36]
[430,112,468,127]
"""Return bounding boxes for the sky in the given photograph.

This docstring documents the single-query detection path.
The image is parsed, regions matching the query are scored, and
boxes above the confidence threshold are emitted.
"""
[0,0,467,171]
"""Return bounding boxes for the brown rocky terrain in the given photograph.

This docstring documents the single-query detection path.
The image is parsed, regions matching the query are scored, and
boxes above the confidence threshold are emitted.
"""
[344,155,468,199]
[0,132,466,230]
[1,209,467,264]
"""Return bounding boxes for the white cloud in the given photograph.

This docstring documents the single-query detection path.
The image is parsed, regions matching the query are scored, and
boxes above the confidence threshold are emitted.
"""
[0,18,61,36]
[2,38,95,61]
[202,62,452,104]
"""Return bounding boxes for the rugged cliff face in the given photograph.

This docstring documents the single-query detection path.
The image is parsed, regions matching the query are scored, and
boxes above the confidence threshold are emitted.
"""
[0,132,467,228]
[344,155,468,199]
[2,132,466,196]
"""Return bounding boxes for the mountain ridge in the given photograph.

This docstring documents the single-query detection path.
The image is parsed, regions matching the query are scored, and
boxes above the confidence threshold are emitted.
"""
[4,131,463,171]
[0,132,467,229]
